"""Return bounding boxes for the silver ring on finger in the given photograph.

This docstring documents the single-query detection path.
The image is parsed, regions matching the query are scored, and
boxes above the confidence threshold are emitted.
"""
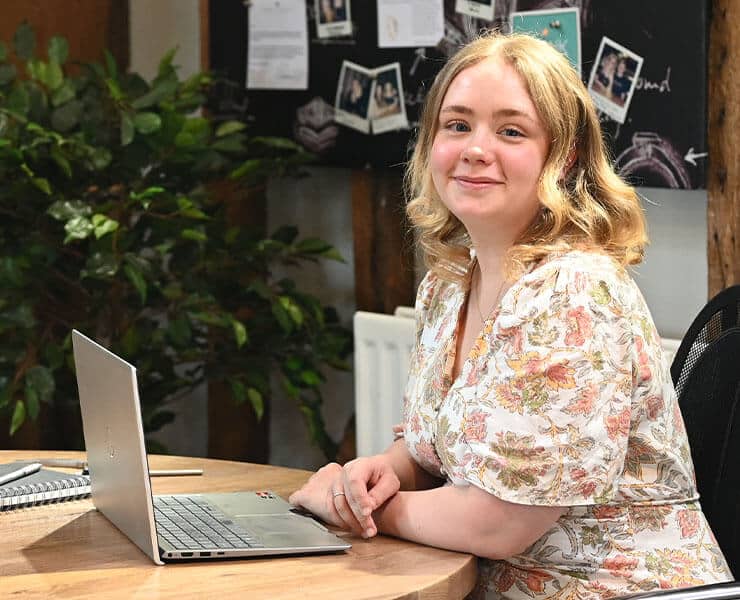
[332,490,346,498]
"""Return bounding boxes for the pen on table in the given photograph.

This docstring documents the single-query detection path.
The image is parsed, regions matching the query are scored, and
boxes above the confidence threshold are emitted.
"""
[28,459,202,477]
[0,462,43,486]
[149,469,203,477]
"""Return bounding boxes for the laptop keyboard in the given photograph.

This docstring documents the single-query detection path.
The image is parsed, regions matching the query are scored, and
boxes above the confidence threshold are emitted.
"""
[154,495,264,550]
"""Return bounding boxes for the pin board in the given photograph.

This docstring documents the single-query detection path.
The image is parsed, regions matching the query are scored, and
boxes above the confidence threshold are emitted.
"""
[208,0,708,189]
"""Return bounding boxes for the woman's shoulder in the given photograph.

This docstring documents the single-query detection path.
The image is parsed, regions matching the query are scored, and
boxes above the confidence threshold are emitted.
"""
[526,249,629,289]
[506,249,639,316]
[416,269,464,311]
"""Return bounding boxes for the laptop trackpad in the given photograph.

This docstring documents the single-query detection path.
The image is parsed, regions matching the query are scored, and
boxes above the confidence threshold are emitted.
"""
[237,514,340,547]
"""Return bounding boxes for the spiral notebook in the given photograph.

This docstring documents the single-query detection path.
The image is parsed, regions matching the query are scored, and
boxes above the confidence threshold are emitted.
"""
[0,461,91,510]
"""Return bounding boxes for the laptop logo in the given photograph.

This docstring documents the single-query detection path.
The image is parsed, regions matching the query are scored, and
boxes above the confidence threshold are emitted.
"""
[105,425,116,458]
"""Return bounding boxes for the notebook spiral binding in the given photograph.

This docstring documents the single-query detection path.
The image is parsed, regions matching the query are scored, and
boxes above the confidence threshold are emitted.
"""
[0,473,91,511]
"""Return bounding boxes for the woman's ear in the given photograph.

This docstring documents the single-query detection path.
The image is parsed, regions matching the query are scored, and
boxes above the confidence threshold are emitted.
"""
[560,147,577,180]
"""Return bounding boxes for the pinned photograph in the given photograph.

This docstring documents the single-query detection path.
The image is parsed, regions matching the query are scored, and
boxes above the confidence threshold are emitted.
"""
[510,7,581,74]
[334,61,374,133]
[315,0,352,38]
[455,0,495,22]
[370,63,409,134]
[587,36,644,124]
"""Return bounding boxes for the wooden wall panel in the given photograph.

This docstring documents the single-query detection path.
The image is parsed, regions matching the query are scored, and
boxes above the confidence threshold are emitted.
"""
[708,0,740,296]
[352,170,415,314]
[0,0,128,69]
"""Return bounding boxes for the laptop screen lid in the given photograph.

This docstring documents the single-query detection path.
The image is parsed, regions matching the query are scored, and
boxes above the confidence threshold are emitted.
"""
[72,329,164,565]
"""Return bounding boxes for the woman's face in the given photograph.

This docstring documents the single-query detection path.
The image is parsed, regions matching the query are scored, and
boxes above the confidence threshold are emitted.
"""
[430,56,550,240]
[601,53,617,76]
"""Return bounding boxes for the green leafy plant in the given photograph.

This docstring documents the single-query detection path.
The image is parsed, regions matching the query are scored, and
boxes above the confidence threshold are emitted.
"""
[0,24,351,459]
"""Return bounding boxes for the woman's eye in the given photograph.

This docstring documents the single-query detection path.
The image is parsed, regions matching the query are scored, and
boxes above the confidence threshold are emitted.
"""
[501,127,524,137]
[445,121,470,132]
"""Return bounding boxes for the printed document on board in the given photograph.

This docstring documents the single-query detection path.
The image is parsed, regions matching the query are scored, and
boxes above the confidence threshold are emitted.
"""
[247,0,308,90]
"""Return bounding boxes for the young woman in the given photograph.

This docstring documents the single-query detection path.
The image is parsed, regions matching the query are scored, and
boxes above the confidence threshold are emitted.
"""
[289,33,732,598]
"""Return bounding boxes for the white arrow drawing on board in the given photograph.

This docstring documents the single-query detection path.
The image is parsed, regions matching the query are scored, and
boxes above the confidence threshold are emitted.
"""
[410,48,426,76]
[684,147,708,166]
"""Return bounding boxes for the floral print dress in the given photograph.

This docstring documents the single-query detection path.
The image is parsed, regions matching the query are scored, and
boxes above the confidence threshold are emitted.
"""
[402,250,732,599]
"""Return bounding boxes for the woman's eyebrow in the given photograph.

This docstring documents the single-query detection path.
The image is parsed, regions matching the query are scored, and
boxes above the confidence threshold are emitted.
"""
[439,104,473,116]
[439,105,537,123]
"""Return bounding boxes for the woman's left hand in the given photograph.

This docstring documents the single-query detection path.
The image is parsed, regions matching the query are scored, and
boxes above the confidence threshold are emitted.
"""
[288,462,367,536]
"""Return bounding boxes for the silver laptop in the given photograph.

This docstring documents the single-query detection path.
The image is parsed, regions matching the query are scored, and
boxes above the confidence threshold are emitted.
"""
[71,329,350,564]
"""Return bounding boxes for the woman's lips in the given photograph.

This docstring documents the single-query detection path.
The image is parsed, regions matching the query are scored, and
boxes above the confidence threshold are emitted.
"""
[453,176,503,189]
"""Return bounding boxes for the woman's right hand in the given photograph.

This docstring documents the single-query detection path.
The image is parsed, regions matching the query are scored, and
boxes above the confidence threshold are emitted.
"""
[289,454,401,538]
[336,454,401,538]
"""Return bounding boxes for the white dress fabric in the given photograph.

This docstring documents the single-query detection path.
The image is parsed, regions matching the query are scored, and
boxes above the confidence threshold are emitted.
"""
[402,250,732,599]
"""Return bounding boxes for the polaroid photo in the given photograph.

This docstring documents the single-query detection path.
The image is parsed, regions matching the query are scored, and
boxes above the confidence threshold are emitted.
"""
[587,36,644,124]
[370,63,409,134]
[455,0,495,22]
[315,0,352,38]
[334,60,374,134]
[510,8,581,75]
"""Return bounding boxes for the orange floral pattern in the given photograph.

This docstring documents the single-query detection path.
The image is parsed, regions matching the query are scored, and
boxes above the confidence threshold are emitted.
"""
[403,251,732,599]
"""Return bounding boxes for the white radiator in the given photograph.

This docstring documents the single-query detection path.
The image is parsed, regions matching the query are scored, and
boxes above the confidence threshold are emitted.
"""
[354,311,416,457]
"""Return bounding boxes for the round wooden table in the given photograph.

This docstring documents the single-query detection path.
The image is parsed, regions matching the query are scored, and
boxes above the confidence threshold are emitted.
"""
[1,450,477,599]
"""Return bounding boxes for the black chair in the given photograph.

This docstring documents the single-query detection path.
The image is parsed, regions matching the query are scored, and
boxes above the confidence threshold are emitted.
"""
[618,286,740,600]
[670,285,740,578]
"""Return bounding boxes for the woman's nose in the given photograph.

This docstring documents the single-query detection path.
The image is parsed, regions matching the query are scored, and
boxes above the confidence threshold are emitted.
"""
[460,138,494,164]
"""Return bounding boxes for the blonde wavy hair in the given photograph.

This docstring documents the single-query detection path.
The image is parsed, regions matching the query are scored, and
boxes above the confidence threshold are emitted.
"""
[405,32,648,284]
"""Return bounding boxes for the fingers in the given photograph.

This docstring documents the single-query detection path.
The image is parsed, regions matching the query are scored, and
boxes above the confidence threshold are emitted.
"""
[342,457,400,538]
[328,487,367,537]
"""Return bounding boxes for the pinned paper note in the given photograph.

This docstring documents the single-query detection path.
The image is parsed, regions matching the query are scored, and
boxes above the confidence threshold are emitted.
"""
[247,0,308,90]
[377,0,444,48]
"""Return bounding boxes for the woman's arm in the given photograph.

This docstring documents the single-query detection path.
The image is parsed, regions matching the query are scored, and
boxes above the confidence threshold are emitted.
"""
[378,438,442,491]
[373,484,566,560]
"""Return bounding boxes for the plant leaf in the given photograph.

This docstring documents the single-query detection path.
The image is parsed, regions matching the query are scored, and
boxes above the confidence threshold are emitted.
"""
[104,49,117,79]
[48,36,69,64]
[0,63,16,85]
[9,400,26,435]
[133,112,162,134]
[14,22,36,60]
[300,369,323,387]
[157,47,178,77]
[279,296,304,327]
[91,213,120,239]
[247,388,264,420]
[131,78,178,109]
[46,60,64,90]
[51,99,83,131]
[230,319,248,348]
[81,252,118,278]
[50,80,75,107]
[215,120,246,137]
[64,215,94,243]
[181,228,207,242]
[7,84,30,115]
[26,365,55,403]
[121,112,135,145]
[25,386,41,421]
[251,136,303,151]
[229,378,247,405]
[47,199,92,221]
[123,263,147,304]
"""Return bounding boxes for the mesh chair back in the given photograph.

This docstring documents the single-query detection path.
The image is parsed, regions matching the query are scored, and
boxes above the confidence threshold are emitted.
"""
[669,285,740,577]
[671,286,740,397]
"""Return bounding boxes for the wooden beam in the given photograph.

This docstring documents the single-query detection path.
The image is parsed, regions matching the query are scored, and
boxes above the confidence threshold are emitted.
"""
[199,0,210,72]
[351,170,416,314]
[708,0,740,296]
